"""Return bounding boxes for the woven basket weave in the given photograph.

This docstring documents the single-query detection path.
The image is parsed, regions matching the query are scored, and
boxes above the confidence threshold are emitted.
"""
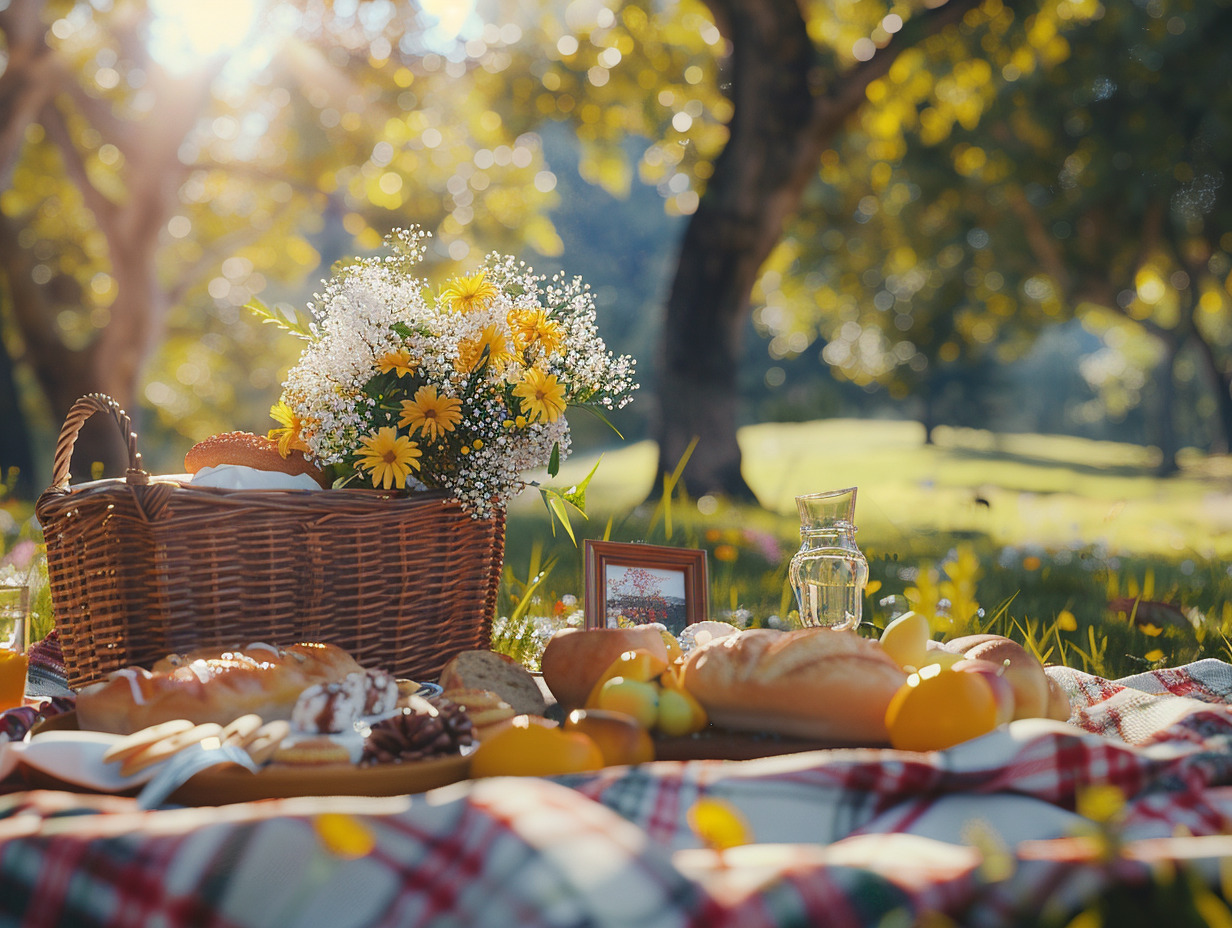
[35,394,506,689]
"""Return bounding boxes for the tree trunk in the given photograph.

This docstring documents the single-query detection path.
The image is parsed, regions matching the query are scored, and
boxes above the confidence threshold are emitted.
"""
[656,0,985,503]
[1153,338,1180,475]
[0,4,211,484]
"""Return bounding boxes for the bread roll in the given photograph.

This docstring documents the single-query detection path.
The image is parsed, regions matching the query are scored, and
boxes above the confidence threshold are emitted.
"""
[540,626,669,710]
[185,431,328,488]
[680,627,907,744]
[77,642,364,734]
[438,650,546,717]
[946,634,1049,720]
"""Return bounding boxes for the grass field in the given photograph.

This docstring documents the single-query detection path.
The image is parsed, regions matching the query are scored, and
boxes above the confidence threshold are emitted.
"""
[501,419,1232,678]
[526,419,1232,559]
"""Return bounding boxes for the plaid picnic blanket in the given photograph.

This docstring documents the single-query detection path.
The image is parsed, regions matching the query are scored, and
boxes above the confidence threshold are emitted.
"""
[1,660,1230,928]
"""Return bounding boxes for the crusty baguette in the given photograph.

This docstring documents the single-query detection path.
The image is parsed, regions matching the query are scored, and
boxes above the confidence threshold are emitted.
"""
[76,642,364,734]
[437,650,546,717]
[680,628,907,744]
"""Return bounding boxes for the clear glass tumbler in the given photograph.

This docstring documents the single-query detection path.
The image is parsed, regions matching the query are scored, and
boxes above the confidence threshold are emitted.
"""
[0,583,29,708]
[788,487,869,630]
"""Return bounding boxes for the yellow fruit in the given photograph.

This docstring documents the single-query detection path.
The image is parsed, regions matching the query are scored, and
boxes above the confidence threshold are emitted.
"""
[469,718,604,777]
[595,676,660,729]
[884,665,998,752]
[585,649,669,708]
[564,709,655,766]
[878,610,931,670]
[915,649,966,672]
[659,628,684,663]
[656,685,707,737]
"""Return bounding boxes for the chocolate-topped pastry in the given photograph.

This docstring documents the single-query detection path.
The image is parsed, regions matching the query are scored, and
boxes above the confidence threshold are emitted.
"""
[292,678,365,733]
[358,668,400,715]
[361,695,473,765]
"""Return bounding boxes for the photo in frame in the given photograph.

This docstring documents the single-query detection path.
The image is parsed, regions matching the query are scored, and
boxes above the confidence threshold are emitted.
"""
[584,540,708,636]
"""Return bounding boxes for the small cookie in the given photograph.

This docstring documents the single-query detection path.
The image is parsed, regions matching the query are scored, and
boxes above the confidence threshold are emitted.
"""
[102,719,196,766]
[245,719,291,766]
[442,688,516,735]
[220,713,264,749]
[272,736,351,767]
[120,722,225,777]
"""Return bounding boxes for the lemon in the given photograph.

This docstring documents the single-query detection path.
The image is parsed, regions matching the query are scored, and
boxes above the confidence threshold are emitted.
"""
[878,610,931,670]
[885,665,998,752]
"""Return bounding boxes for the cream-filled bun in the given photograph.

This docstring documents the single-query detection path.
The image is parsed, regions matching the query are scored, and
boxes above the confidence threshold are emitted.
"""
[185,432,328,490]
[680,627,907,744]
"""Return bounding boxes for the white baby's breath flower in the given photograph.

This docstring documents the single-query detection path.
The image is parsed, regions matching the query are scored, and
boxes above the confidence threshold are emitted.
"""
[274,227,637,515]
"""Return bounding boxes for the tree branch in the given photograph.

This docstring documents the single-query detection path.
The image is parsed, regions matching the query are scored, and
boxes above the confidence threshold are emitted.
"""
[811,0,988,137]
[38,100,120,234]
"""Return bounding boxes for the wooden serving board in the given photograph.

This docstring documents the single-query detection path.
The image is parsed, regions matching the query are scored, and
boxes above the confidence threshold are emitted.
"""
[25,711,469,805]
[653,727,886,761]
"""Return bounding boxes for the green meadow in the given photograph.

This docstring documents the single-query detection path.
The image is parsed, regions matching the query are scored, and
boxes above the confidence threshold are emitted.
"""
[502,419,1232,678]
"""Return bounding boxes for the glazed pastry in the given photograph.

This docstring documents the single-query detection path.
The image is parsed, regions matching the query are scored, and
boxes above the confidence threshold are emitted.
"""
[77,642,365,735]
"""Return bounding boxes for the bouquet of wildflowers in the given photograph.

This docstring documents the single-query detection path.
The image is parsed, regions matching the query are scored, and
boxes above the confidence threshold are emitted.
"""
[261,228,637,518]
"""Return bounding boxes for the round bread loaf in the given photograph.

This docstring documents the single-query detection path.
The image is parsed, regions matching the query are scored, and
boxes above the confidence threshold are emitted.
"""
[185,431,328,488]
[680,627,907,744]
[539,626,669,710]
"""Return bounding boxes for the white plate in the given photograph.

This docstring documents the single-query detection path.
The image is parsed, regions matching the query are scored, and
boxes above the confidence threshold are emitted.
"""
[11,729,154,792]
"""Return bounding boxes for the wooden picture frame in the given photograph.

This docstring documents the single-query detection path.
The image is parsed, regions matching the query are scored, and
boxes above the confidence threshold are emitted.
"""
[584,540,708,635]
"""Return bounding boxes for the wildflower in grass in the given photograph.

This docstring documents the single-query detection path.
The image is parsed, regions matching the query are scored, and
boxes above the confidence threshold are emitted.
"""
[1144,649,1165,662]
[356,427,421,490]
[268,401,311,456]
[514,368,566,424]
[1057,610,1078,632]
[439,270,499,313]
[377,348,417,378]
[398,386,462,442]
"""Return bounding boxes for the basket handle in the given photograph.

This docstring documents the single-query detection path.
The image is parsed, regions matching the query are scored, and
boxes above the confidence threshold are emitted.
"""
[49,393,148,490]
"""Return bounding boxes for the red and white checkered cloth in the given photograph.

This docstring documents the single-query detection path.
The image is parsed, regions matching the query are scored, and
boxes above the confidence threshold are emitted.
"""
[1,660,1230,927]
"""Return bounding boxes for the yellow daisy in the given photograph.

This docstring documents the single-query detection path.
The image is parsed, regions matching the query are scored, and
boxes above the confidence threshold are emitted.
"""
[509,308,564,356]
[355,427,421,490]
[268,401,311,456]
[377,348,417,378]
[398,386,463,442]
[439,271,499,313]
[513,367,566,424]
[455,324,514,373]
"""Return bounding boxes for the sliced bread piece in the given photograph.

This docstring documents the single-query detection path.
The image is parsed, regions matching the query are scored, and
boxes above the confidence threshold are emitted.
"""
[437,650,547,717]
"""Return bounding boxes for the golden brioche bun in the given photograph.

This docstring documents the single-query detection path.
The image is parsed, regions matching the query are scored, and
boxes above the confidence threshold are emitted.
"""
[185,432,328,488]
[680,627,907,744]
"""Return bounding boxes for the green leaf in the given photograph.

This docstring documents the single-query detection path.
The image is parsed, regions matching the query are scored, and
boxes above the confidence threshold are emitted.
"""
[561,456,602,512]
[245,298,314,340]
[574,403,625,440]
[548,442,561,477]
[543,491,578,545]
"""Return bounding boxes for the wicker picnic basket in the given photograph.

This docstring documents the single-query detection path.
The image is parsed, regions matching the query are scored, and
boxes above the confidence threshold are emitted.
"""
[34,394,506,689]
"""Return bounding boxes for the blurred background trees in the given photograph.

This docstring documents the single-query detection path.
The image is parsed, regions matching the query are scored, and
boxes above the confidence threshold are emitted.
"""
[1,0,1230,500]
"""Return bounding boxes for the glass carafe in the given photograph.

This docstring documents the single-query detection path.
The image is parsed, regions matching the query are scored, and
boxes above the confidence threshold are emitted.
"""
[789,487,869,630]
